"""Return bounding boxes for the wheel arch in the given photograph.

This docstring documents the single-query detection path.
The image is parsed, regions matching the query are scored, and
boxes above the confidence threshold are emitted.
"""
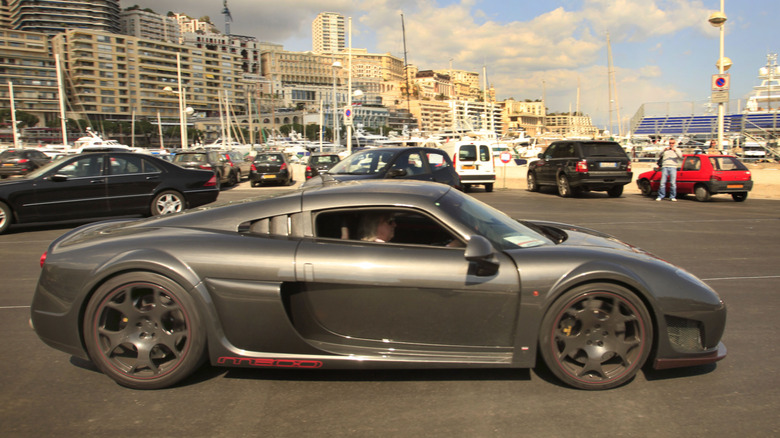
[75,249,211,357]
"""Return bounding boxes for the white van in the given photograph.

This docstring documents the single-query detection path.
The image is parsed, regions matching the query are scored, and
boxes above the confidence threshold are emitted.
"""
[441,140,496,192]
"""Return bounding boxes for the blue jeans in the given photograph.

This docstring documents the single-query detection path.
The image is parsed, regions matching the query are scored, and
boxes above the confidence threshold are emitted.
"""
[658,166,677,199]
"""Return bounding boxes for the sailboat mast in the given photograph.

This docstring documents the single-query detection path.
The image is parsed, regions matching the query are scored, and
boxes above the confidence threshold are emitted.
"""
[401,13,411,115]
[607,32,614,137]
[55,54,68,146]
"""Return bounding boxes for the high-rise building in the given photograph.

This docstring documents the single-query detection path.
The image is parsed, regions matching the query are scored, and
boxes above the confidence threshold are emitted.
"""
[120,7,179,43]
[6,0,121,35]
[311,12,344,54]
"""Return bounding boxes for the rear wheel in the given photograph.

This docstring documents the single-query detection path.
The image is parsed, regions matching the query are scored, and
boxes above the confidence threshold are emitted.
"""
[694,185,711,202]
[731,192,748,202]
[83,272,206,389]
[484,183,494,193]
[557,174,572,197]
[539,283,652,390]
[607,185,624,198]
[527,171,539,192]
[151,190,184,216]
[0,201,12,234]
[228,171,238,187]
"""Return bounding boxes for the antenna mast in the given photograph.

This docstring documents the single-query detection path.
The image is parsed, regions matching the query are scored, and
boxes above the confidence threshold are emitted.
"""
[401,13,411,114]
[222,0,233,35]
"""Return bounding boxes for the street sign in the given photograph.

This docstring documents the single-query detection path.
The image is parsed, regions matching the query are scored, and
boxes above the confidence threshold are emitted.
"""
[500,151,512,163]
[343,108,353,126]
[712,89,729,103]
[712,74,730,91]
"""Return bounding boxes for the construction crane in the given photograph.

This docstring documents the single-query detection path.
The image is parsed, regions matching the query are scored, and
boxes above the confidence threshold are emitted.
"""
[222,0,232,35]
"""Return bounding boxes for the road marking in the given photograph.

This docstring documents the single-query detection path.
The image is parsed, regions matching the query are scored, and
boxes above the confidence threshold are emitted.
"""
[703,275,780,281]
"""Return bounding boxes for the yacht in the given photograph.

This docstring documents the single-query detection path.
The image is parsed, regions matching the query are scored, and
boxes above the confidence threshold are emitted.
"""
[745,53,780,113]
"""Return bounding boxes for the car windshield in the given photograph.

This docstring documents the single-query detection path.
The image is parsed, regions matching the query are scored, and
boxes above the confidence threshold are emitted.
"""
[710,156,748,170]
[0,150,24,159]
[172,153,207,163]
[312,155,338,165]
[436,189,552,250]
[328,149,396,175]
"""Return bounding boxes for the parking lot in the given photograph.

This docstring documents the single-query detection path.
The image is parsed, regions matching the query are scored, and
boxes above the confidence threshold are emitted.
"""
[1,184,779,437]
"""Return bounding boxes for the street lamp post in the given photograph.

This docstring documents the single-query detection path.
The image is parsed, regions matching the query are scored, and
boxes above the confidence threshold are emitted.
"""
[331,60,342,145]
[164,53,193,150]
[709,1,730,152]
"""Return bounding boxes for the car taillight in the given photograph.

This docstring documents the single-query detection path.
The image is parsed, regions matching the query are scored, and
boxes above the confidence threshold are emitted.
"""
[17,158,29,164]
[576,160,588,172]
[280,163,287,171]
[40,251,47,268]
[250,163,257,171]
[306,166,312,179]
[626,161,632,172]
[204,175,217,187]
[199,164,212,170]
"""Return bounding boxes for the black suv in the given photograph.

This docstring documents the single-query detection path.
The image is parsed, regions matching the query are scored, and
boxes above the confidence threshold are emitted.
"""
[171,150,233,188]
[527,140,632,197]
[0,148,51,178]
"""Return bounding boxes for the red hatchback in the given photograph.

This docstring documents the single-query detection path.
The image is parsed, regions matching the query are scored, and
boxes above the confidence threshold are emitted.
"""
[636,154,753,202]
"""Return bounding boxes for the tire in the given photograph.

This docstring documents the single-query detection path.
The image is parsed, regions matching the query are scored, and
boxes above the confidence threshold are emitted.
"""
[638,179,652,196]
[464,184,472,193]
[607,185,624,198]
[694,185,711,202]
[731,192,748,202]
[557,174,573,197]
[250,181,259,188]
[235,170,242,182]
[227,171,238,187]
[539,283,653,390]
[484,183,494,193]
[527,171,539,192]
[151,190,184,216]
[82,272,206,389]
[0,201,12,235]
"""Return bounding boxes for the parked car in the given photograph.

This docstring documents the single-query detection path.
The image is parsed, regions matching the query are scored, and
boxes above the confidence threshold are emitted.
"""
[171,150,233,188]
[0,149,51,178]
[0,151,219,234]
[636,153,753,202]
[249,152,293,187]
[222,150,252,183]
[31,179,726,390]
[440,140,496,192]
[304,147,462,190]
[305,153,341,179]
[527,140,633,197]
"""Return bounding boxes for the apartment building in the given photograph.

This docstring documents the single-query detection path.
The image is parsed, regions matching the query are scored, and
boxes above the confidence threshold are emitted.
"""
[503,99,545,136]
[50,29,245,123]
[544,113,599,138]
[312,12,344,54]
[120,8,180,43]
[6,0,120,35]
[0,29,58,123]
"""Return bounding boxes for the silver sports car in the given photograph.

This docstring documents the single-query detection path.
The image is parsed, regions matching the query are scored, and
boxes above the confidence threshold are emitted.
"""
[30,180,726,390]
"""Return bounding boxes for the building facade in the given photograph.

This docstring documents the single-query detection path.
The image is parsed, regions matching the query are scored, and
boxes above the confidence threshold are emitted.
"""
[312,12,344,54]
[120,7,179,43]
[7,0,120,35]
[0,29,58,124]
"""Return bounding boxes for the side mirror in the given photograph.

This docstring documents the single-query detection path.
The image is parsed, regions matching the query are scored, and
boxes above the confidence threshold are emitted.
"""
[50,174,69,182]
[464,235,499,276]
[386,168,408,178]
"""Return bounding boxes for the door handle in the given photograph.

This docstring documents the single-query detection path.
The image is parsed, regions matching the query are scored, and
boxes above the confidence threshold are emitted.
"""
[89,178,105,184]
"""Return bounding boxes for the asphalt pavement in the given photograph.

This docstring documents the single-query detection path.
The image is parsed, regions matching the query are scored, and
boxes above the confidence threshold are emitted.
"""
[1,182,778,437]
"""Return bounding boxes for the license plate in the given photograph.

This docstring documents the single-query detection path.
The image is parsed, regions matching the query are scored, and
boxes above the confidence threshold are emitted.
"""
[599,162,618,168]
[727,184,743,189]
[262,174,277,179]
[461,165,475,170]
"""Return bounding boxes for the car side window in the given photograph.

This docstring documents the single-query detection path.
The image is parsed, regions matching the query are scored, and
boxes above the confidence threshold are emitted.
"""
[682,157,701,171]
[479,145,491,161]
[426,150,450,169]
[391,151,426,175]
[56,155,105,178]
[544,144,557,159]
[313,208,462,247]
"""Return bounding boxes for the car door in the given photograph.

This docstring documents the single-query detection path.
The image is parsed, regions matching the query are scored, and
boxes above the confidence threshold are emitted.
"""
[536,143,561,184]
[293,206,521,351]
[677,155,701,195]
[31,154,108,221]
[425,149,460,186]
[105,154,164,215]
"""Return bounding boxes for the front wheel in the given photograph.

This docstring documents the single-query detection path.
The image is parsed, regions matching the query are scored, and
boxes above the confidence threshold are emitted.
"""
[151,190,184,216]
[0,201,12,234]
[637,179,652,196]
[539,283,653,390]
[82,272,206,389]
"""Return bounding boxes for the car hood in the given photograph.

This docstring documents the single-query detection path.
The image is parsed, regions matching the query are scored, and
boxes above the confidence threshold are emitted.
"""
[524,220,654,255]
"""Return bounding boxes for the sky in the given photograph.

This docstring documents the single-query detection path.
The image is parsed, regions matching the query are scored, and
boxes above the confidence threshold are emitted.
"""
[122,0,779,132]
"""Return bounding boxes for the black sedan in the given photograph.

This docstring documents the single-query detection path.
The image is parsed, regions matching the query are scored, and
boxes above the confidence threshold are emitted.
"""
[0,151,219,234]
[0,148,51,178]
[303,147,462,190]
[30,179,726,390]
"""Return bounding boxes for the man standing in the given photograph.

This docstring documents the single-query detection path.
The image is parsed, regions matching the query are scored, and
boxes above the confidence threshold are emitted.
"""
[657,139,683,201]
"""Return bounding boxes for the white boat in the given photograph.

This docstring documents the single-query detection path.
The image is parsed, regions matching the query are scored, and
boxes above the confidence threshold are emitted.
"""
[745,53,780,113]
[73,128,150,154]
